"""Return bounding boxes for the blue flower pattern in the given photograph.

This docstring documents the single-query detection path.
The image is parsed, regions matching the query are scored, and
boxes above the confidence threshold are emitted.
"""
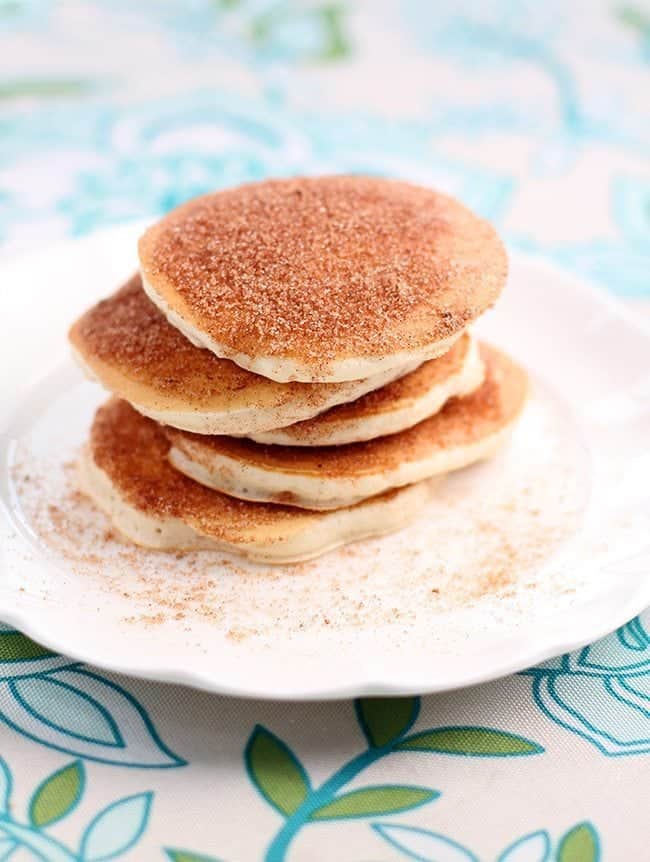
[524,611,650,756]
[373,821,601,861]
[0,625,185,768]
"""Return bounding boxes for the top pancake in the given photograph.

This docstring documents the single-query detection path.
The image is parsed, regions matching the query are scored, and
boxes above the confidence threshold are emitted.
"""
[138,176,507,383]
[68,275,414,436]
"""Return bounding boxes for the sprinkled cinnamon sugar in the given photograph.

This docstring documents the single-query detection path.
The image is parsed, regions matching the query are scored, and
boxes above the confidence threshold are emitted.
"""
[167,343,527,478]
[138,176,507,365]
[11,393,588,641]
[9,364,590,645]
[69,275,397,414]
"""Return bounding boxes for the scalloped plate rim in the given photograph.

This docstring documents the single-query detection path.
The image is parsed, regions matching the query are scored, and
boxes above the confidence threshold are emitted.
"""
[0,582,647,700]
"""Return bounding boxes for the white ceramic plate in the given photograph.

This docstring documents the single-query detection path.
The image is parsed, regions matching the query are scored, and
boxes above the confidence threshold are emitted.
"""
[1,224,649,700]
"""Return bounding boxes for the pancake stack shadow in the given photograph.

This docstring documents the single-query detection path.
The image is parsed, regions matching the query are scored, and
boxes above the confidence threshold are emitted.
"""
[69,176,528,564]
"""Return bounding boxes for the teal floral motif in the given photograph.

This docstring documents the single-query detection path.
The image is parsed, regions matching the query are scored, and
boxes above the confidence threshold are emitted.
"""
[111,0,351,65]
[246,696,543,861]
[52,95,308,236]
[0,756,152,860]
[512,234,650,298]
[512,173,650,298]
[0,0,52,32]
[0,624,185,768]
[243,0,351,62]
[79,792,153,860]
[401,2,573,125]
[400,0,650,162]
[4,90,517,248]
[498,830,551,862]
[524,612,650,755]
[303,113,517,222]
[52,97,517,237]
[373,820,600,861]
[58,152,268,236]
[613,175,650,246]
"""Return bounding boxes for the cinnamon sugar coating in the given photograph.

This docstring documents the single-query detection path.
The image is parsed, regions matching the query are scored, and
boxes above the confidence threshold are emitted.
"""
[69,275,397,415]
[139,176,507,364]
[269,333,473,441]
[166,344,528,478]
[88,399,406,540]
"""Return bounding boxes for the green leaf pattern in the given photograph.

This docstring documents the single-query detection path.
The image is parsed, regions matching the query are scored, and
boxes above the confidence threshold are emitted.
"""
[0,685,602,860]
[310,785,438,820]
[245,725,310,817]
[396,726,543,756]
[0,79,92,101]
[0,630,52,663]
[242,700,546,858]
[557,822,600,862]
[356,697,419,748]
[165,851,222,862]
[28,761,84,827]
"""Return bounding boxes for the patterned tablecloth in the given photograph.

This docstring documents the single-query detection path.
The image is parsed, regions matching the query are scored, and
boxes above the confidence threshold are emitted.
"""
[2,2,650,859]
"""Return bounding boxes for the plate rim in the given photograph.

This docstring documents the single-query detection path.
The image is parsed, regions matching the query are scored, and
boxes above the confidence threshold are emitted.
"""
[0,583,647,700]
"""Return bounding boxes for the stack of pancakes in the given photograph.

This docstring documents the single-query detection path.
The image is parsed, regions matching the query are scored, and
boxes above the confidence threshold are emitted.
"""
[70,176,528,564]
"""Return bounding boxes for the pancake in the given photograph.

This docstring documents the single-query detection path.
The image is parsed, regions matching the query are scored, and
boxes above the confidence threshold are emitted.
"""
[80,399,431,564]
[251,333,484,446]
[167,344,528,510]
[138,176,507,383]
[69,276,417,436]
